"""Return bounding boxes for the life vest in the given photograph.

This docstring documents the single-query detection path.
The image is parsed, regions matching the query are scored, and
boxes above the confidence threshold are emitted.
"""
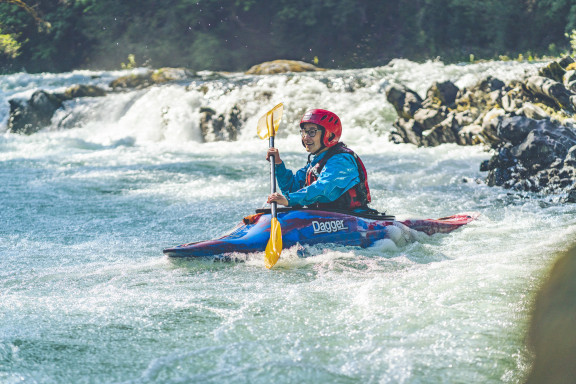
[305,142,371,210]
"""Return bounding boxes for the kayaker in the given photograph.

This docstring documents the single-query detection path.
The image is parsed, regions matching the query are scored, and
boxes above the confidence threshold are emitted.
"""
[266,109,371,211]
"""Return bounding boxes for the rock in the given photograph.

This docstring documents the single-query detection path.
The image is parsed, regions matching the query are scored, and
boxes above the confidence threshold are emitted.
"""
[150,67,194,83]
[497,115,540,145]
[110,71,154,90]
[480,117,501,145]
[421,114,459,146]
[110,67,194,90]
[517,102,549,120]
[454,77,504,121]
[558,56,574,69]
[453,110,475,127]
[511,129,561,169]
[385,83,423,120]
[477,76,505,92]
[384,66,576,198]
[563,70,576,86]
[526,245,576,384]
[63,84,106,99]
[391,118,424,146]
[458,124,483,145]
[567,190,576,202]
[413,107,448,130]
[424,81,459,108]
[484,117,576,193]
[538,60,566,82]
[565,145,576,166]
[525,76,574,112]
[8,90,64,135]
[566,79,576,94]
[199,105,241,142]
[245,60,323,75]
[483,108,506,128]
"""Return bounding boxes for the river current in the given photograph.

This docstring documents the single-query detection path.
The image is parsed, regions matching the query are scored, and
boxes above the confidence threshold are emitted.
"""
[1,60,576,383]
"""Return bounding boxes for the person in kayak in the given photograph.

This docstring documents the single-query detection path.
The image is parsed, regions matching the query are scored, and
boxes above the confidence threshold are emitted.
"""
[266,108,371,211]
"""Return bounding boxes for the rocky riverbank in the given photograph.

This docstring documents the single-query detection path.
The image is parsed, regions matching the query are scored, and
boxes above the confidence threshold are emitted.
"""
[6,58,576,201]
[7,61,322,141]
[386,57,576,202]
[525,244,576,383]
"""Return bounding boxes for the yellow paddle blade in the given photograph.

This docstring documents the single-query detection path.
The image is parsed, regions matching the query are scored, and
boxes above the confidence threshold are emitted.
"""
[257,103,284,139]
[264,217,283,269]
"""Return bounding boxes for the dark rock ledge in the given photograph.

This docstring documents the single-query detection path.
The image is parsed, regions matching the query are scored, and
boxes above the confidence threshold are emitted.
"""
[386,57,576,202]
[526,244,576,383]
[6,60,321,140]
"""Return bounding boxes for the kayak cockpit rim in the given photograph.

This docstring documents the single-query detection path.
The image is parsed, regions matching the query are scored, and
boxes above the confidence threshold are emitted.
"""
[255,206,396,221]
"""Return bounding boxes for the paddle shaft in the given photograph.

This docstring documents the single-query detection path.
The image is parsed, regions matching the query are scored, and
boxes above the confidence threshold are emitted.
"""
[269,136,277,218]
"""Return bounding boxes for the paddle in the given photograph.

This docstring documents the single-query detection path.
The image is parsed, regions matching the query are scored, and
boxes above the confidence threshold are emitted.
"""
[257,103,284,268]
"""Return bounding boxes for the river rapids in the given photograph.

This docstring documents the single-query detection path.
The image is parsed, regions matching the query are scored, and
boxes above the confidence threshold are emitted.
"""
[1,59,576,383]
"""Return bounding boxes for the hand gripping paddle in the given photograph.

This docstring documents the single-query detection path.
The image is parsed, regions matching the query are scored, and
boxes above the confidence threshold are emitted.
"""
[257,103,284,269]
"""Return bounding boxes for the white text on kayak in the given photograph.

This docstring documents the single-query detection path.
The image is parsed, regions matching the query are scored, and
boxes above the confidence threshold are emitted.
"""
[312,220,348,234]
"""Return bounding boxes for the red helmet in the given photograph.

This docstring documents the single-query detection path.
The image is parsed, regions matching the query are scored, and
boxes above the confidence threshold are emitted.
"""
[300,109,342,147]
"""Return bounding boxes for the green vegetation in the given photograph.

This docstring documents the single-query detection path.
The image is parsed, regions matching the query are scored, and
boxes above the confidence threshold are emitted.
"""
[1,0,576,73]
[0,28,21,58]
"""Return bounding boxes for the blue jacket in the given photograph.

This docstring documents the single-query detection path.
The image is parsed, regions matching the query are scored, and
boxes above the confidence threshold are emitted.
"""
[275,151,361,207]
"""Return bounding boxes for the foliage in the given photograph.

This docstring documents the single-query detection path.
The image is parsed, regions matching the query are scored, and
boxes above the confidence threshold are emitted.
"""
[121,54,137,69]
[0,28,21,58]
[1,0,576,73]
[566,29,576,56]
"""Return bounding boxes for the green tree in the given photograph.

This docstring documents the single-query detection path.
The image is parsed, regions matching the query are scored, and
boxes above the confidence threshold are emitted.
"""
[1,0,575,73]
[0,0,87,72]
[0,0,49,66]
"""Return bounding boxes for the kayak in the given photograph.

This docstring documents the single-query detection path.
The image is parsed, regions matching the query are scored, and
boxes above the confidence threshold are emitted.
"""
[163,207,479,258]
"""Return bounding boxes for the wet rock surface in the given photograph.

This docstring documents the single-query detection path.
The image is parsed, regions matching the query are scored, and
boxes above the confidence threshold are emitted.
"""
[526,245,576,384]
[245,59,324,75]
[7,58,576,198]
[199,106,241,142]
[387,57,576,200]
[109,67,195,90]
[8,90,64,135]
[6,67,239,141]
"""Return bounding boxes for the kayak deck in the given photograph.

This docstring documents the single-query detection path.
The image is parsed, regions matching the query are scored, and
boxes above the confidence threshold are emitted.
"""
[163,208,479,258]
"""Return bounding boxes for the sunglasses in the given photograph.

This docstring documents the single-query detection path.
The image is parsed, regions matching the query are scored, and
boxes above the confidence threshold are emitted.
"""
[300,128,319,138]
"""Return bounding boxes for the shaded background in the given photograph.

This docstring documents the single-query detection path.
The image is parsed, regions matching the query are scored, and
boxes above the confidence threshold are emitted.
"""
[1,0,576,73]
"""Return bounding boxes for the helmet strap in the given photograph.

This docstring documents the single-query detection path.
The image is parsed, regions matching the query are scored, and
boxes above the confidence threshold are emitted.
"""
[312,145,325,156]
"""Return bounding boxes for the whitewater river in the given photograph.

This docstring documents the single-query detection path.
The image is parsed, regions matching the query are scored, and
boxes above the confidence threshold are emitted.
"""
[2,60,576,383]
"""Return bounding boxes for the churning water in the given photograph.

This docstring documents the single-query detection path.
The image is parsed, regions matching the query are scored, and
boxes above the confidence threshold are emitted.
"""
[1,60,576,383]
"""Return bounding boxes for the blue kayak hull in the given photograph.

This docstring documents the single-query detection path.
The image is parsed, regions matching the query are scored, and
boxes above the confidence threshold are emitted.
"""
[163,208,478,258]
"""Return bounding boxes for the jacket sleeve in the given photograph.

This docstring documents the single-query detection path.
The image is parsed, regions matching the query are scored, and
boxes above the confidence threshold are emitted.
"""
[275,161,308,194]
[284,153,360,207]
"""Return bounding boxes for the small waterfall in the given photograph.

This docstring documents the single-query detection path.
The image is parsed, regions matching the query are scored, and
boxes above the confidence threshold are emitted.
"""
[1,59,541,147]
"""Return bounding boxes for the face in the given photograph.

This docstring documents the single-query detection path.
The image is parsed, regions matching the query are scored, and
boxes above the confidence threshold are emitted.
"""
[300,123,323,154]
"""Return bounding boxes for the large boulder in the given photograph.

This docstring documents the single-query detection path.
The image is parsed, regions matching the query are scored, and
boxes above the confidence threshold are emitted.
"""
[391,118,424,146]
[8,84,111,135]
[63,84,106,99]
[110,68,194,90]
[481,116,576,194]
[386,57,576,199]
[8,90,64,135]
[525,76,574,112]
[538,60,566,83]
[385,83,423,120]
[150,67,194,83]
[526,245,576,384]
[199,105,242,142]
[424,80,459,108]
[245,60,323,75]
[110,70,154,90]
[421,114,459,146]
